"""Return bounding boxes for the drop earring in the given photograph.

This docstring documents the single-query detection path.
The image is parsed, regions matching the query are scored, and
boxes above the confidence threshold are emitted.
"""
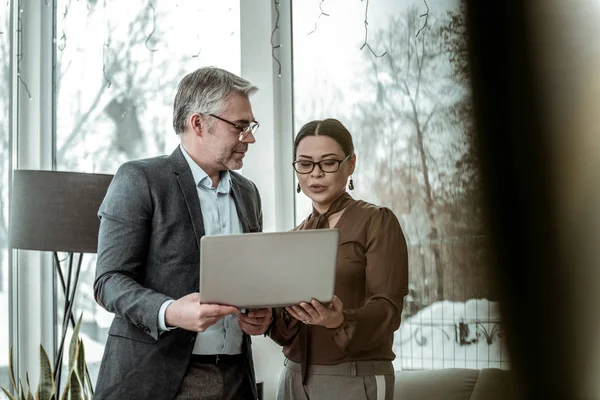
[348,177,354,191]
[296,183,301,193]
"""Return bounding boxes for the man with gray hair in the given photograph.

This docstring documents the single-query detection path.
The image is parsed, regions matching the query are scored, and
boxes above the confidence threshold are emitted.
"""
[93,67,270,400]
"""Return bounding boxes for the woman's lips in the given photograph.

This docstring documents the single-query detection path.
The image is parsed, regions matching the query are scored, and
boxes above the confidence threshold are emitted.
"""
[309,184,327,193]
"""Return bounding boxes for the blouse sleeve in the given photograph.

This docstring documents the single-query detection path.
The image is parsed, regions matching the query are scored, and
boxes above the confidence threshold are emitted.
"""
[329,207,409,354]
[268,308,301,346]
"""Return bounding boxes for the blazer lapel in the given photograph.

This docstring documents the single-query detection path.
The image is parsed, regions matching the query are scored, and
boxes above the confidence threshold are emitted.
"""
[169,147,205,246]
[231,178,251,233]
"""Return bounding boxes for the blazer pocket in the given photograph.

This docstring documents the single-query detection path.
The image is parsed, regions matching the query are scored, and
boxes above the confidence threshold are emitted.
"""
[108,316,158,344]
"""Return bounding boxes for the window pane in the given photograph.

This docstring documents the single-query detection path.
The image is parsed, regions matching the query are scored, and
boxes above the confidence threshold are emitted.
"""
[0,0,10,391]
[292,0,507,370]
[54,0,240,386]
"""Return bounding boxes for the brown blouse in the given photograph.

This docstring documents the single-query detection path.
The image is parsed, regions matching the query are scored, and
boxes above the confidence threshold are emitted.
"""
[269,198,409,365]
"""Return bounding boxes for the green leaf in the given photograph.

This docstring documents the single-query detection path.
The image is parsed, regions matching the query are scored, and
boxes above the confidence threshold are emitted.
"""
[84,363,94,397]
[37,345,55,400]
[76,340,86,397]
[25,373,34,400]
[1,387,17,400]
[19,381,26,400]
[68,314,83,375]
[59,368,82,400]
[8,345,16,391]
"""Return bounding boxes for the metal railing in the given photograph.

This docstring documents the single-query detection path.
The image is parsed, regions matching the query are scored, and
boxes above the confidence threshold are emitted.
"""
[394,236,510,370]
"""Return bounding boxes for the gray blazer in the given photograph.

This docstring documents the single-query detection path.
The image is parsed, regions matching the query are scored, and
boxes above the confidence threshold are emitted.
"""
[93,147,262,400]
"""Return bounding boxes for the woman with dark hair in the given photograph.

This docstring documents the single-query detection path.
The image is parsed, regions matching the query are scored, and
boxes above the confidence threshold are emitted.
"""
[268,118,409,400]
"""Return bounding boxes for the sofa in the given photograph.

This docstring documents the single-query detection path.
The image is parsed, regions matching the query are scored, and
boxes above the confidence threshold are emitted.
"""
[395,368,517,400]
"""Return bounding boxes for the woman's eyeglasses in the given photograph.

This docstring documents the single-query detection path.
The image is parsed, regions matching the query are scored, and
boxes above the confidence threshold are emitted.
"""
[292,154,351,174]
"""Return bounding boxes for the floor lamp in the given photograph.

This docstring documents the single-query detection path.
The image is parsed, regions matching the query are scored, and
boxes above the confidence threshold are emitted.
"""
[9,169,113,390]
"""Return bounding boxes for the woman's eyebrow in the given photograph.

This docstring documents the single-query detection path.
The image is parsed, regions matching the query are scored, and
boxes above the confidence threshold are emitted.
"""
[320,153,341,158]
[297,153,341,159]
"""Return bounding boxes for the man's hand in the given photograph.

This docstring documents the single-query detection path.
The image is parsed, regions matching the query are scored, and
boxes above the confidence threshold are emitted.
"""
[165,293,238,332]
[285,295,344,329]
[237,308,273,335]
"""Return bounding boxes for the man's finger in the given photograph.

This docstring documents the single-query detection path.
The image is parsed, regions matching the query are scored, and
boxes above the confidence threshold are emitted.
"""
[200,304,238,317]
[197,316,221,331]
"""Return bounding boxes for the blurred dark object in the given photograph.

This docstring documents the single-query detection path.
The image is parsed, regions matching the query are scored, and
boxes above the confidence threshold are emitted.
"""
[466,1,600,399]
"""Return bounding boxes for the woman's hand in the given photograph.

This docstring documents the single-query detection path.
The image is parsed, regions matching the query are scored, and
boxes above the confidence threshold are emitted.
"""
[285,295,344,329]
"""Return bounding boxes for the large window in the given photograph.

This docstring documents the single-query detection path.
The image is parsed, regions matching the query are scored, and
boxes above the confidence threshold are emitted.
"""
[0,0,10,390]
[1,0,508,398]
[292,0,507,370]
[54,0,241,384]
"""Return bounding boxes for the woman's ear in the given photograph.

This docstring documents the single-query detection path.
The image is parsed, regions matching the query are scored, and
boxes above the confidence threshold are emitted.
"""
[349,153,357,175]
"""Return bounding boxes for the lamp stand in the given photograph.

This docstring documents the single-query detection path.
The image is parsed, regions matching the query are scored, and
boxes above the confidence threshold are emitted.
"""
[52,251,84,391]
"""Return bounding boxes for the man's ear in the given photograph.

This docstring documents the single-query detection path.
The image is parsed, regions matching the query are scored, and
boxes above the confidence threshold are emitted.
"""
[189,113,204,135]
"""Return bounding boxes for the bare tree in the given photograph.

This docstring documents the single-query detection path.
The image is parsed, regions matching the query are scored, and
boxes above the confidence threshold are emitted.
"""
[353,7,459,302]
[55,0,186,173]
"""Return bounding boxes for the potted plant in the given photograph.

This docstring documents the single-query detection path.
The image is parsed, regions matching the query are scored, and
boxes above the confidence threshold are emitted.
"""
[1,314,94,400]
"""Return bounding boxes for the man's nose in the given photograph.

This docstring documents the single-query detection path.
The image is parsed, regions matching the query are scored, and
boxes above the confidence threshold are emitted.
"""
[241,131,256,144]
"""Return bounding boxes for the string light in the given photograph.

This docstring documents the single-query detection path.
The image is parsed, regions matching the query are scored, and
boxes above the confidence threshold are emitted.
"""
[360,0,386,58]
[16,1,32,100]
[144,1,158,52]
[102,0,112,88]
[308,0,329,35]
[271,0,281,77]
[58,4,67,51]
[191,35,201,58]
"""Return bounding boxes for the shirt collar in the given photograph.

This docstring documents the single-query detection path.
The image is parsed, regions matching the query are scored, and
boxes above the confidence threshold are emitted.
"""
[180,144,232,194]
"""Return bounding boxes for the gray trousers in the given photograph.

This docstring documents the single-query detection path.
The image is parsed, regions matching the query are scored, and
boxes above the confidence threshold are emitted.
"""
[277,359,395,400]
[174,360,254,400]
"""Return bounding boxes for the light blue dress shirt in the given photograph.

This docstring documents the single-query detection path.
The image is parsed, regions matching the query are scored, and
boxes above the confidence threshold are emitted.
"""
[157,145,244,355]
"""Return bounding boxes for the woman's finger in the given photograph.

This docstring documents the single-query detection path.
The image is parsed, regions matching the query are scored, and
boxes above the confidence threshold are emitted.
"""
[330,295,343,312]
[299,302,319,320]
[286,306,304,321]
[311,299,329,315]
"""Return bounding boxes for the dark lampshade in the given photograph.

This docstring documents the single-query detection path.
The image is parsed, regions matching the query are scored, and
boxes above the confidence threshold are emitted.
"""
[9,170,114,254]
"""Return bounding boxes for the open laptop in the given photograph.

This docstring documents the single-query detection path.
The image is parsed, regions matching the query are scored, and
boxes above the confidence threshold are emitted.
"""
[199,229,339,308]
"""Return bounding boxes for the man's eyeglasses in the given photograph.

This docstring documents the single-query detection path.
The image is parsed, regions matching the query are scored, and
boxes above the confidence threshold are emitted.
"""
[292,154,352,174]
[208,114,259,141]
